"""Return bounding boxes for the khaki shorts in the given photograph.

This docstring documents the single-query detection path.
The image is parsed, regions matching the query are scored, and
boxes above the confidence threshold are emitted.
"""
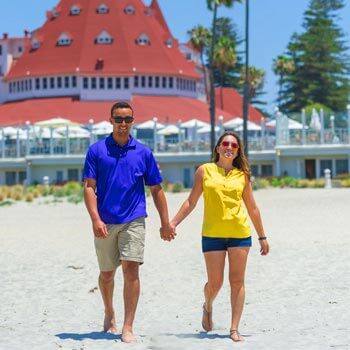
[94,217,146,272]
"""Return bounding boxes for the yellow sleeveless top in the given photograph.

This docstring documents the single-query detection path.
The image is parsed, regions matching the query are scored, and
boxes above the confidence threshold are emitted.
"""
[201,163,251,238]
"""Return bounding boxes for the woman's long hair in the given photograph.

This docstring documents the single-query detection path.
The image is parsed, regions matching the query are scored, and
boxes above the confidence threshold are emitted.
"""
[212,131,251,179]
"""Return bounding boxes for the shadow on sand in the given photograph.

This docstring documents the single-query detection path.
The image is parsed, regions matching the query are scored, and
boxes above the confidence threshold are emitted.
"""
[55,331,121,341]
[163,331,252,340]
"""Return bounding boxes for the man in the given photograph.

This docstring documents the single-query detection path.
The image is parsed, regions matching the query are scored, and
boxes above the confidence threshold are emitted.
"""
[83,101,174,343]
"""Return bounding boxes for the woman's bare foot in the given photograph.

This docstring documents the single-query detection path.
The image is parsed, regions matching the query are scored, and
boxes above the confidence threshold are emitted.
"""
[122,327,137,343]
[202,303,213,331]
[103,312,117,333]
[230,329,244,342]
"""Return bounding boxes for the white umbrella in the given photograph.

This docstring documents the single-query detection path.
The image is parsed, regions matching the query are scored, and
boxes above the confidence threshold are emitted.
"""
[56,125,90,138]
[223,117,243,128]
[266,118,306,130]
[197,125,220,134]
[157,125,180,136]
[136,120,165,130]
[234,121,262,131]
[1,126,19,136]
[92,121,113,135]
[35,117,78,127]
[181,119,210,128]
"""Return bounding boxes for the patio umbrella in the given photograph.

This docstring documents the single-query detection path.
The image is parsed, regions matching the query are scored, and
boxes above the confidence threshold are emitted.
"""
[35,117,78,127]
[92,121,113,135]
[56,126,90,138]
[157,125,180,135]
[180,119,210,128]
[135,120,165,130]
[197,125,220,134]
[266,118,306,130]
[223,118,244,129]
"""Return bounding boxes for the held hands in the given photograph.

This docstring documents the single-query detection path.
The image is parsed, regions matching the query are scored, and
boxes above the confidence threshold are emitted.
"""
[160,221,176,242]
[92,218,108,238]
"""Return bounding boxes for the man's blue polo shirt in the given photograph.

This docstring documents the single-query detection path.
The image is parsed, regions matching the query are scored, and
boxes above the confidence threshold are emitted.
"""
[83,134,162,224]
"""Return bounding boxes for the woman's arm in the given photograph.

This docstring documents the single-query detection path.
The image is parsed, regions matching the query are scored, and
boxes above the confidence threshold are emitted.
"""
[170,165,204,227]
[242,176,270,255]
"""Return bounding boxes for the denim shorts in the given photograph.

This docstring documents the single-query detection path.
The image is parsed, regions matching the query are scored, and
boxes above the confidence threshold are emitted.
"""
[202,236,252,253]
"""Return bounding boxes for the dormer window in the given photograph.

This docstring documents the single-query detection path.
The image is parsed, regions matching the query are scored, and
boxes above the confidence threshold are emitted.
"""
[165,38,173,48]
[144,8,152,16]
[52,7,60,18]
[70,5,81,15]
[136,34,150,46]
[96,31,113,44]
[97,4,109,14]
[124,5,135,15]
[31,38,41,50]
[57,33,72,46]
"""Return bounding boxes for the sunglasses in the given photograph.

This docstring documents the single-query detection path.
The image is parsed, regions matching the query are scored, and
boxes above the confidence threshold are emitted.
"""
[221,141,239,149]
[112,116,134,124]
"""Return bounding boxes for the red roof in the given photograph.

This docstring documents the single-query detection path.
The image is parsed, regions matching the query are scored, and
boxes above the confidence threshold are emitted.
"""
[6,0,199,80]
[0,96,233,126]
[215,87,264,125]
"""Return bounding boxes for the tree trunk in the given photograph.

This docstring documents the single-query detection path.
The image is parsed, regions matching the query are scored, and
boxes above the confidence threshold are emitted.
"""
[201,52,209,102]
[220,69,224,110]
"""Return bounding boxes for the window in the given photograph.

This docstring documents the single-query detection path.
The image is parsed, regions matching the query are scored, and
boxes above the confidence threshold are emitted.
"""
[72,76,77,87]
[251,165,259,177]
[320,159,332,176]
[137,34,150,46]
[124,5,135,15]
[148,76,153,88]
[29,80,32,90]
[91,77,97,89]
[124,77,129,89]
[19,171,26,184]
[144,8,152,16]
[18,46,23,53]
[5,172,16,186]
[261,164,273,177]
[35,78,40,90]
[336,159,349,175]
[99,77,105,89]
[21,81,24,91]
[57,33,72,46]
[25,80,28,91]
[115,77,121,89]
[56,171,64,184]
[162,76,167,88]
[9,82,12,94]
[16,81,20,92]
[70,5,81,15]
[83,77,88,89]
[155,76,160,88]
[169,77,173,88]
[68,169,79,181]
[165,38,173,48]
[96,31,113,44]
[141,76,146,88]
[134,76,139,88]
[43,78,47,89]
[107,77,113,89]
[31,38,40,50]
[97,4,109,14]
[0,45,2,55]
[64,76,70,88]
[57,76,62,88]
[50,77,55,89]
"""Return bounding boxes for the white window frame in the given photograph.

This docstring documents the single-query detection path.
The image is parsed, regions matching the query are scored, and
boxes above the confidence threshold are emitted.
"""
[97,4,109,14]
[70,5,81,15]
[124,5,135,15]
[57,33,72,46]
[31,38,41,50]
[137,34,150,46]
[96,31,113,45]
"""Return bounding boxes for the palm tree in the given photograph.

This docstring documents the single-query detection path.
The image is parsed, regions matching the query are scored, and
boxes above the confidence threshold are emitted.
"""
[188,25,212,100]
[272,55,295,110]
[207,0,242,151]
[213,36,236,109]
[239,66,265,101]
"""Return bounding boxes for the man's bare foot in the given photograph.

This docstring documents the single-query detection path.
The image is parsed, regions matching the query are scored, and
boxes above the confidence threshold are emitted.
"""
[230,329,244,342]
[103,312,117,333]
[122,328,137,343]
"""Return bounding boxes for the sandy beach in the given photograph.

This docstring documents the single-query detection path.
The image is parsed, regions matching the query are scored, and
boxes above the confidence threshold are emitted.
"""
[1,188,350,350]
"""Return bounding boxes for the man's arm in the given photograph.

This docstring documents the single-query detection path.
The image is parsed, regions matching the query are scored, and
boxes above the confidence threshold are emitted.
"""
[149,185,175,241]
[83,178,108,238]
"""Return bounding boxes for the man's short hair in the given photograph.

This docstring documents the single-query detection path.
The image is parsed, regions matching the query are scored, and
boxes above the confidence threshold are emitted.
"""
[111,102,134,117]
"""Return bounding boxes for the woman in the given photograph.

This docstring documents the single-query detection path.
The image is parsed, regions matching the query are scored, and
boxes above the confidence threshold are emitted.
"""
[170,131,269,342]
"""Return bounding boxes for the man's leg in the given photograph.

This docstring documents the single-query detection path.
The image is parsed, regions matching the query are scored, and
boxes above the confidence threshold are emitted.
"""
[121,261,140,343]
[99,270,117,333]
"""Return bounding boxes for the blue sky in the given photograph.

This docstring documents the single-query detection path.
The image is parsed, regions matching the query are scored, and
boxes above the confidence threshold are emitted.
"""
[1,0,349,112]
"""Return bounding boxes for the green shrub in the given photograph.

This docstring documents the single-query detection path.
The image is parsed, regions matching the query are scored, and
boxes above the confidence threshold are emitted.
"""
[0,193,5,201]
[341,179,350,188]
[172,182,184,193]
[25,193,34,202]
[296,179,309,188]
[269,177,281,187]
[252,178,269,190]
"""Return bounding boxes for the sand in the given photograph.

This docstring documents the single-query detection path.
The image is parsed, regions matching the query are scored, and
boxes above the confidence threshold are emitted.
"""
[1,188,349,350]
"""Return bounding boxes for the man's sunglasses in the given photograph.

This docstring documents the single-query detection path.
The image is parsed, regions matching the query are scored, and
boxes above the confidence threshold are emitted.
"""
[221,141,239,149]
[112,116,134,124]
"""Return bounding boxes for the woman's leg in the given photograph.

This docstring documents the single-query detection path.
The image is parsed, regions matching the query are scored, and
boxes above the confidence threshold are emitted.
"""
[227,247,250,341]
[202,251,226,330]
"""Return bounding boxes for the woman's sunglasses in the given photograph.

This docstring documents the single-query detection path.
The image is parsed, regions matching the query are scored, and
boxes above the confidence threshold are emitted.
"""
[112,116,134,124]
[221,141,239,149]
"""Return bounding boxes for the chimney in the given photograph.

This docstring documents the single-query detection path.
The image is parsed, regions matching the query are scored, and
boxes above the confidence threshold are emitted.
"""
[24,30,30,38]
[3,33,8,39]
